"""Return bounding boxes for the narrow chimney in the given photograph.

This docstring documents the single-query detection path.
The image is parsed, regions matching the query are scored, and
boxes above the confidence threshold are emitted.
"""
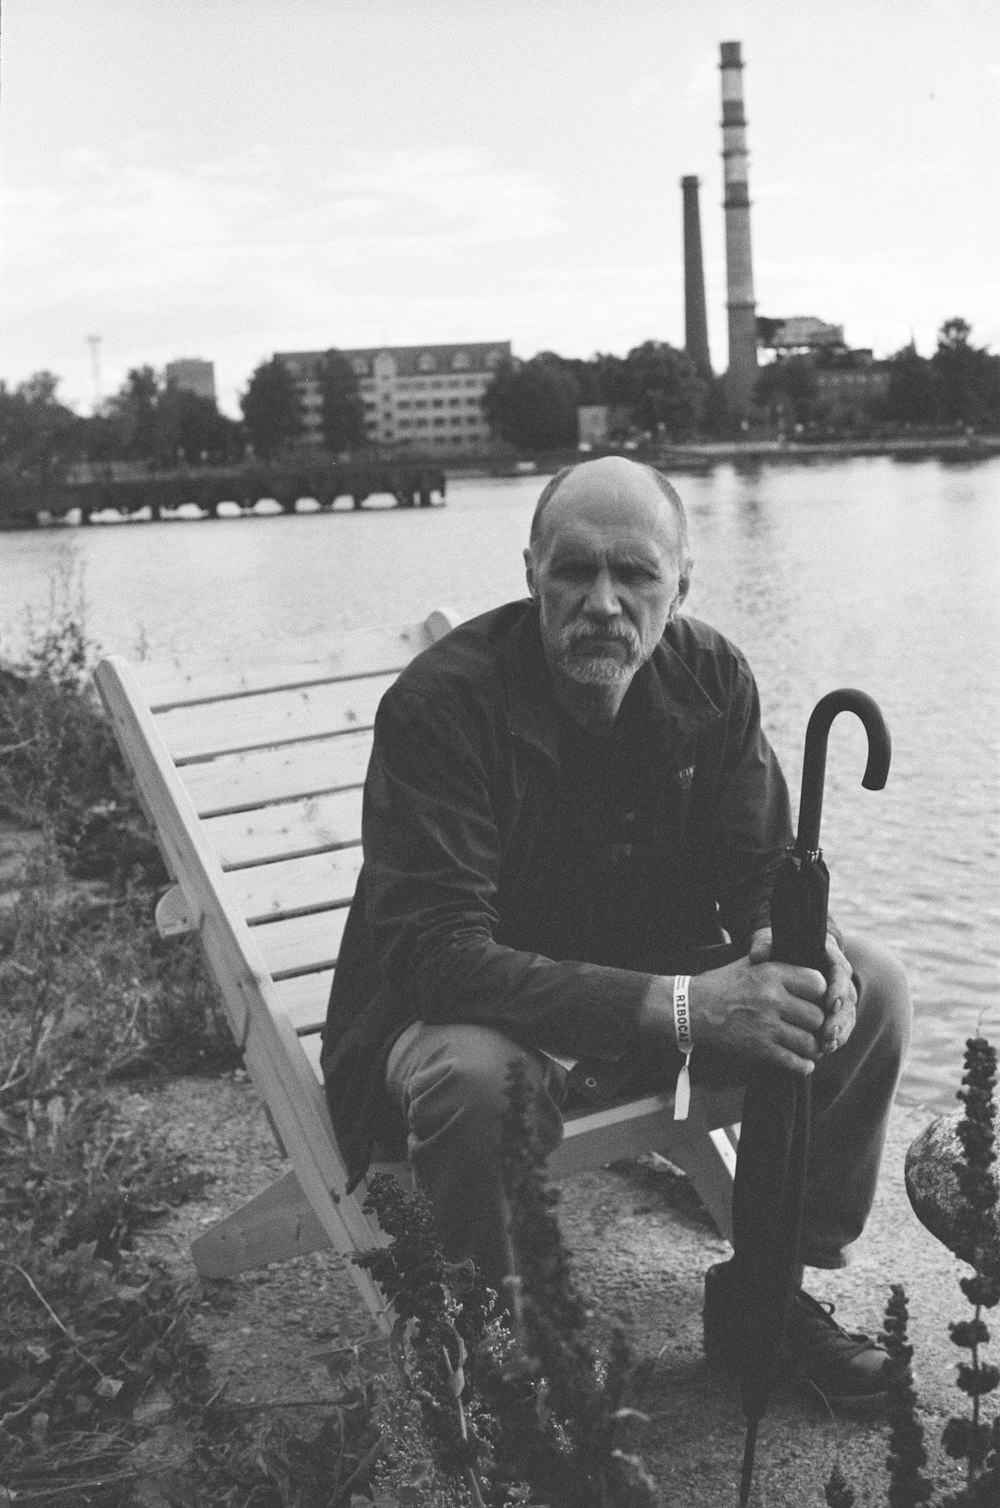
[720,40,758,416]
[681,175,712,380]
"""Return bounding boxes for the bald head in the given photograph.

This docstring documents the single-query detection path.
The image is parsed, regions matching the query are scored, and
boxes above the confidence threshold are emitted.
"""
[529,457,689,561]
[524,457,694,724]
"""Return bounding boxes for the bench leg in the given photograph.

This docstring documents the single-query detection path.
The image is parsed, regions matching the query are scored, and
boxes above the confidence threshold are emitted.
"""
[190,1168,381,1280]
[651,1121,737,1243]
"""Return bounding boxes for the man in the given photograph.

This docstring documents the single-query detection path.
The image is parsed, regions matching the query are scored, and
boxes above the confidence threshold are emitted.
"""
[322,457,910,1410]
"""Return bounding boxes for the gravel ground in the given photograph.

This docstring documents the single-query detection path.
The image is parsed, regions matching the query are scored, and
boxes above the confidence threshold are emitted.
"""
[128,1071,977,1507]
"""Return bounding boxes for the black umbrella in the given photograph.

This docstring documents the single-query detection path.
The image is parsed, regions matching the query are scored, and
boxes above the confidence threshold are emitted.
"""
[730,689,892,1506]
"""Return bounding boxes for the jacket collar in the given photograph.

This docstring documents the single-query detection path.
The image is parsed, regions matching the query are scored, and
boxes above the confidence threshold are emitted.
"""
[501,601,723,766]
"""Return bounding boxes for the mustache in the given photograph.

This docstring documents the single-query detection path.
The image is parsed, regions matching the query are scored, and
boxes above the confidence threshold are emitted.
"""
[560,624,642,654]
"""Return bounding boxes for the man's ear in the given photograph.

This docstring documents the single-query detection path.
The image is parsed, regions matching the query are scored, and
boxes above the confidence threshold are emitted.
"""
[524,546,537,599]
[673,557,694,615]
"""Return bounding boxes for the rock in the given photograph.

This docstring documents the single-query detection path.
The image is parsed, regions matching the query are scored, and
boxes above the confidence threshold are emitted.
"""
[904,1110,1000,1267]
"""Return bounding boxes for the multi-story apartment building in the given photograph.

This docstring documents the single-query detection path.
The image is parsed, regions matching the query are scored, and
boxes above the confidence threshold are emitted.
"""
[277,341,511,451]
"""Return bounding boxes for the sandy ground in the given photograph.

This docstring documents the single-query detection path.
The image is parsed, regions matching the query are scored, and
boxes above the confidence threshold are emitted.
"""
[125,1071,977,1508]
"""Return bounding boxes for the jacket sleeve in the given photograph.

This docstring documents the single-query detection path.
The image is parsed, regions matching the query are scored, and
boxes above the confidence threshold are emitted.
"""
[705,657,794,947]
[358,683,653,1063]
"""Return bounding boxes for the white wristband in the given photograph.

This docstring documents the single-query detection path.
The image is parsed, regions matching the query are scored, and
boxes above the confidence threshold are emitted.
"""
[672,974,693,1120]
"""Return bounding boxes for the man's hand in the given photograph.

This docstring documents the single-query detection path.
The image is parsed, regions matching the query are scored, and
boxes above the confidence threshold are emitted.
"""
[687,938,828,1076]
[747,926,857,1056]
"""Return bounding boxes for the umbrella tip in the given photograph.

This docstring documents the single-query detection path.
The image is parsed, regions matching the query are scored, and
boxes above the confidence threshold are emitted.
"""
[739,1417,760,1506]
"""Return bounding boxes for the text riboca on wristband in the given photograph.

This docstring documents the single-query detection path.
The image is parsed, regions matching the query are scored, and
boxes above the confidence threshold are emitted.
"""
[672,974,693,1120]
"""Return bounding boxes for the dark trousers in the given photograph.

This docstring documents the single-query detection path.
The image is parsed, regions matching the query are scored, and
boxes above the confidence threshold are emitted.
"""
[384,935,911,1295]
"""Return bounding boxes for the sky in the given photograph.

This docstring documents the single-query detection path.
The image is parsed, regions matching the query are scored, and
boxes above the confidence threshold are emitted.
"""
[2,0,998,418]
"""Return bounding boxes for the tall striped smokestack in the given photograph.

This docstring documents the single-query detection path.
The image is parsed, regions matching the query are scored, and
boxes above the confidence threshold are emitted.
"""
[681,175,712,380]
[720,40,758,416]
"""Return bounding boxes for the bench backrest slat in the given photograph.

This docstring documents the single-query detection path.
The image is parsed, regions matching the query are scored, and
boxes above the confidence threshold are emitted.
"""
[134,620,445,710]
[202,789,364,870]
[274,971,334,1035]
[227,848,363,925]
[182,731,373,816]
[158,675,396,764]
[250,909,349,981]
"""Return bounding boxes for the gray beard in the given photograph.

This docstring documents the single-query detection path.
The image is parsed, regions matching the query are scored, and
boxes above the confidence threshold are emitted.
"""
[553,627,643,685]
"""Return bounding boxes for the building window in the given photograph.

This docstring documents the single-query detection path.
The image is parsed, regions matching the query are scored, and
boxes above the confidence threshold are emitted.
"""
[418,353,437,372]
[351,357,369,376]
[452,351,471,370]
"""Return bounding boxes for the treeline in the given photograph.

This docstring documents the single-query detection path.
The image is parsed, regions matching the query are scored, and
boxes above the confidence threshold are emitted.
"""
[756,318,1000,431]
[2,319,997,493]
[482,340,725,450]
[484,320,1000,448]
[0,349,369,484]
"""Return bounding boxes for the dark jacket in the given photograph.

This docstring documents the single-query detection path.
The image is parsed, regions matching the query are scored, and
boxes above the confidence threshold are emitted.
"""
[321,599,793,1182]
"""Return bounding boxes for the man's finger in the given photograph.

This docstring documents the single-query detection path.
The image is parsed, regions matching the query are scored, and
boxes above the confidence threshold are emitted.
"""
[749,927,772,964]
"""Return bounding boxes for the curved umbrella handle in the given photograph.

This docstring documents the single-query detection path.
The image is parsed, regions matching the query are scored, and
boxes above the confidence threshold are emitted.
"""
[797,689,891,852]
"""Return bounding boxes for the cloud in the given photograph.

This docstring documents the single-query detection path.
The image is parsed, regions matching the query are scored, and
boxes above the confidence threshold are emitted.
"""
[0,139,568,410]
[2,141,564,316]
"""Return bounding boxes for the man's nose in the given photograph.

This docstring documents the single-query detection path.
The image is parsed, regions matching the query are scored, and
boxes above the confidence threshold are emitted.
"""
[582,570,620,617]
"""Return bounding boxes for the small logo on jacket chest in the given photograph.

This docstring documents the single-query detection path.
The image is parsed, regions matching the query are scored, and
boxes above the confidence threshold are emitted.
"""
[673,765,695,788]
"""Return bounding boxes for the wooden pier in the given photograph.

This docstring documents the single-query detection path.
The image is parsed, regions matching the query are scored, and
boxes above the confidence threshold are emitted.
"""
[0,460,447,529]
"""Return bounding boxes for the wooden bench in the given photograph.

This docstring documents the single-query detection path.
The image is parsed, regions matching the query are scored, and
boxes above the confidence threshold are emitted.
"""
[94,611,741,1332]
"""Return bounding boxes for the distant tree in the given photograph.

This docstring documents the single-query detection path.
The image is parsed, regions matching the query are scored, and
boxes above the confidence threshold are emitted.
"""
[601,342,707,440]
[0,371,79,472]
[317,349,366,453]
[157,384,242,464]
[755,356,819,427]
[240,357,302,459]
[931,318,1000,430]
[482,355,581,451]
[104,366,163,463]
[881,342,939,425]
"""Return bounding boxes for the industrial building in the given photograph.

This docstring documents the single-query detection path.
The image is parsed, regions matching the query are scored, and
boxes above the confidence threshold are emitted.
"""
[277,342,511,451]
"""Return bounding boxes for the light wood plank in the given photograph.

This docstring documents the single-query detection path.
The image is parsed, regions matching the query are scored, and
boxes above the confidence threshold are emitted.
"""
[251,907,349,980]
[301,1031,323,1080]
[180,730,373,816]
[93,654,389,1324]
[225,848,363,924]
[275,970,334,1035]
[133,618,447,710]
[156,673,396,763]
[203,788,363,869]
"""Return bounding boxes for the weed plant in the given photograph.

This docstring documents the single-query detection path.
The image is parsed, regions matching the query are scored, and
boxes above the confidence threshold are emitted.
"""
[828,1036,1000,1507]
[355,1061,657,1508]
[0,557,164,889]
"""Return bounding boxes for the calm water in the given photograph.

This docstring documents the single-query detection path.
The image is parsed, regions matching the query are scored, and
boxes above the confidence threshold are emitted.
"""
[2,457,998,1112]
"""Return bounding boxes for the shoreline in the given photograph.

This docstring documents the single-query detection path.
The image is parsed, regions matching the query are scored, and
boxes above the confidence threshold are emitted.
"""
[450,431,1000,480]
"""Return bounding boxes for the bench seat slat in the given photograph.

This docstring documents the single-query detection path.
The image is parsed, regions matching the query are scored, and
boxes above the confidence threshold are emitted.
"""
[180,730,373,817]
[133,621,440,710]
[156,674,395,764]
[251,907,349,979]
[203,789,363,869]
[225,849,363,924]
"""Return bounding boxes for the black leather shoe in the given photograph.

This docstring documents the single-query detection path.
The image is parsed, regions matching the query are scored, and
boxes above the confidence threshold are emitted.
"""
[703,1259,890,1414]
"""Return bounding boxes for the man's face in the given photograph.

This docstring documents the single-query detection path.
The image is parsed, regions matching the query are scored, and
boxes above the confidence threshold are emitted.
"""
[524,461,691,690]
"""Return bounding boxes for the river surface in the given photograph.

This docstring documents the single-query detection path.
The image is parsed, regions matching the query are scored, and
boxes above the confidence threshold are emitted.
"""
[2,456,998,1112]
